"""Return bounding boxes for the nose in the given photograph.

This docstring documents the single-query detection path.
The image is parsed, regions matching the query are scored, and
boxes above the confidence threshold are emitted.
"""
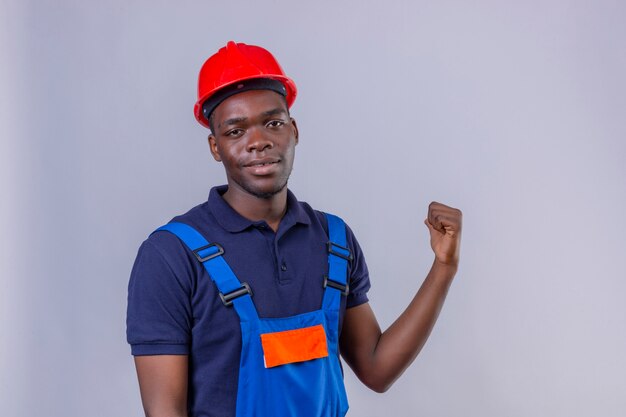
[245,127,273,153]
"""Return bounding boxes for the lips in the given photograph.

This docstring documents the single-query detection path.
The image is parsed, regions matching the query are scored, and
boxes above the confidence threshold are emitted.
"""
[244,158,281,175]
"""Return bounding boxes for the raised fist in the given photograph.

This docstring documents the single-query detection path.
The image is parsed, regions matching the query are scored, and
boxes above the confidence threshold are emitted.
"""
[424,202,462,268]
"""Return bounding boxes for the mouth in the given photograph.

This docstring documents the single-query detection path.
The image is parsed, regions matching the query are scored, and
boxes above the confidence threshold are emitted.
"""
[244,158,281,175]
[246,161,279,167]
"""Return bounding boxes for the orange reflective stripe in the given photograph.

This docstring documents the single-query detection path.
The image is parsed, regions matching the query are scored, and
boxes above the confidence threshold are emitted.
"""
[260,324,329,368]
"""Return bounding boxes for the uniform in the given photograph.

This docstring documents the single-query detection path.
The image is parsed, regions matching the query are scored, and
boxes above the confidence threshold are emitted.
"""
[127,185,371,416]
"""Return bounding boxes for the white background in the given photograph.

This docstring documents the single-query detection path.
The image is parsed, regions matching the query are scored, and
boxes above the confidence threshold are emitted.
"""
[1,1,625,416]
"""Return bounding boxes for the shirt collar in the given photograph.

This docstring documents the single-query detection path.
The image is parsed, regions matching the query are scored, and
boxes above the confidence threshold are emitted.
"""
[207,185,310,233]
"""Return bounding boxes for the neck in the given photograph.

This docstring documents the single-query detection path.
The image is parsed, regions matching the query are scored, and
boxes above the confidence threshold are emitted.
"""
[222,186,288,232]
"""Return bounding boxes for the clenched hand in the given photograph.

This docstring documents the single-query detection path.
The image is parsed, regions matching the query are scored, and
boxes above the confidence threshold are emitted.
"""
[424,202,462,268]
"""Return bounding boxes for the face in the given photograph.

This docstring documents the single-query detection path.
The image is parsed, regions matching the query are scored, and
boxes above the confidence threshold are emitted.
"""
[208,89,299,200]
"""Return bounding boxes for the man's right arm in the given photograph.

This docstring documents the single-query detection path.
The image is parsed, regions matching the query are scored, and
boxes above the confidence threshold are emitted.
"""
[134,355,189,417]
[128,237,194,417]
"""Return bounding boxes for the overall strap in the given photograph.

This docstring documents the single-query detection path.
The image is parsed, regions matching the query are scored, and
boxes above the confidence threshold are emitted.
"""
[153,222,259,322]
[322,213,352,311]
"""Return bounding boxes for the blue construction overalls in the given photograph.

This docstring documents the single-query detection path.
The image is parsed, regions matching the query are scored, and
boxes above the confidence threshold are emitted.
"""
[155,213,351,417]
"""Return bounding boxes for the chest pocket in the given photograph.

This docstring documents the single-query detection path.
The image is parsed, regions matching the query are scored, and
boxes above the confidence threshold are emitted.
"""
[260,324,329,368]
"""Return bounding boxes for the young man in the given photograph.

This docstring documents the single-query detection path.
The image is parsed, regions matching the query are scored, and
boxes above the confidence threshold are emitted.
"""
[127,41,462,417]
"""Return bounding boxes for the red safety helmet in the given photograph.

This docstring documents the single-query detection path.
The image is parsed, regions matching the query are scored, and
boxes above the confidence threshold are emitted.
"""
[194,41,297,129]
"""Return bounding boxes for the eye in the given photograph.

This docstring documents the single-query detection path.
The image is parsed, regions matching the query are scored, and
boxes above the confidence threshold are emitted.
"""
[224,128,244,137]
[266,120,285,128]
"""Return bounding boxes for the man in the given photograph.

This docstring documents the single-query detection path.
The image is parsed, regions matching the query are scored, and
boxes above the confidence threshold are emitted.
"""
[127,41,462,417]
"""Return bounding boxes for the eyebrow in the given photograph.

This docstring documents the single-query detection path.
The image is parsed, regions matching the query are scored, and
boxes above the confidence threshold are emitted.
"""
[262,108,288,117]
[220,116,247,128]
[218,108,288,129]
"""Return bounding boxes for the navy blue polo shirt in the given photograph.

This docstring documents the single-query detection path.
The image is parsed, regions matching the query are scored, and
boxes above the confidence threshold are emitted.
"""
[126,185,370,417]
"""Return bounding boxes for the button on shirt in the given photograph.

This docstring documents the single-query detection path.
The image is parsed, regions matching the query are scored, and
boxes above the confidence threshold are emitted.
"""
[126,185,371,417]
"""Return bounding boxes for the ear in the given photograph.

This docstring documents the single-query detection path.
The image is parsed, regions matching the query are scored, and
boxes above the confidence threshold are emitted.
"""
[208,134,222,162]
[290,117,299,145]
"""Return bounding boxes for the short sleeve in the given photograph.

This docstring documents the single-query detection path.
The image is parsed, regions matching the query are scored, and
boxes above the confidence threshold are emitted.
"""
[126,236,194,355]
[345,224,371,308]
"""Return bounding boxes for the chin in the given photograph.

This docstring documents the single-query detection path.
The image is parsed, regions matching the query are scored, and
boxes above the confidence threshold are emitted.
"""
[242,181,288,200]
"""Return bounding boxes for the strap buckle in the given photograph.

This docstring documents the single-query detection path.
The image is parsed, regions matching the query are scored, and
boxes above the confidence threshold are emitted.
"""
[219,282,253,306]
[193,243,224,263]
[323,275,349,296]
[327,241,353,261]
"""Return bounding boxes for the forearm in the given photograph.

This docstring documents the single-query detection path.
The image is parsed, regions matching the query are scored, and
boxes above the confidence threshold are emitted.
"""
[374,261,457,385]
[365,260,456,391]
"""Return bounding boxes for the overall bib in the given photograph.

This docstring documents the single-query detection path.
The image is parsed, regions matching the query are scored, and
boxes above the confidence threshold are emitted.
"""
[156,213,351,417]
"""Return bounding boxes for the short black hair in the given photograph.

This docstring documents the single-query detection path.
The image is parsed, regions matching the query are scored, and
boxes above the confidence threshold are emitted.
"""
[208,111,216,134]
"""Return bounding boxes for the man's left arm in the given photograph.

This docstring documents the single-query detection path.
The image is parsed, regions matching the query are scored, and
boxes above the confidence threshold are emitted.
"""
[340,201,462,393]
